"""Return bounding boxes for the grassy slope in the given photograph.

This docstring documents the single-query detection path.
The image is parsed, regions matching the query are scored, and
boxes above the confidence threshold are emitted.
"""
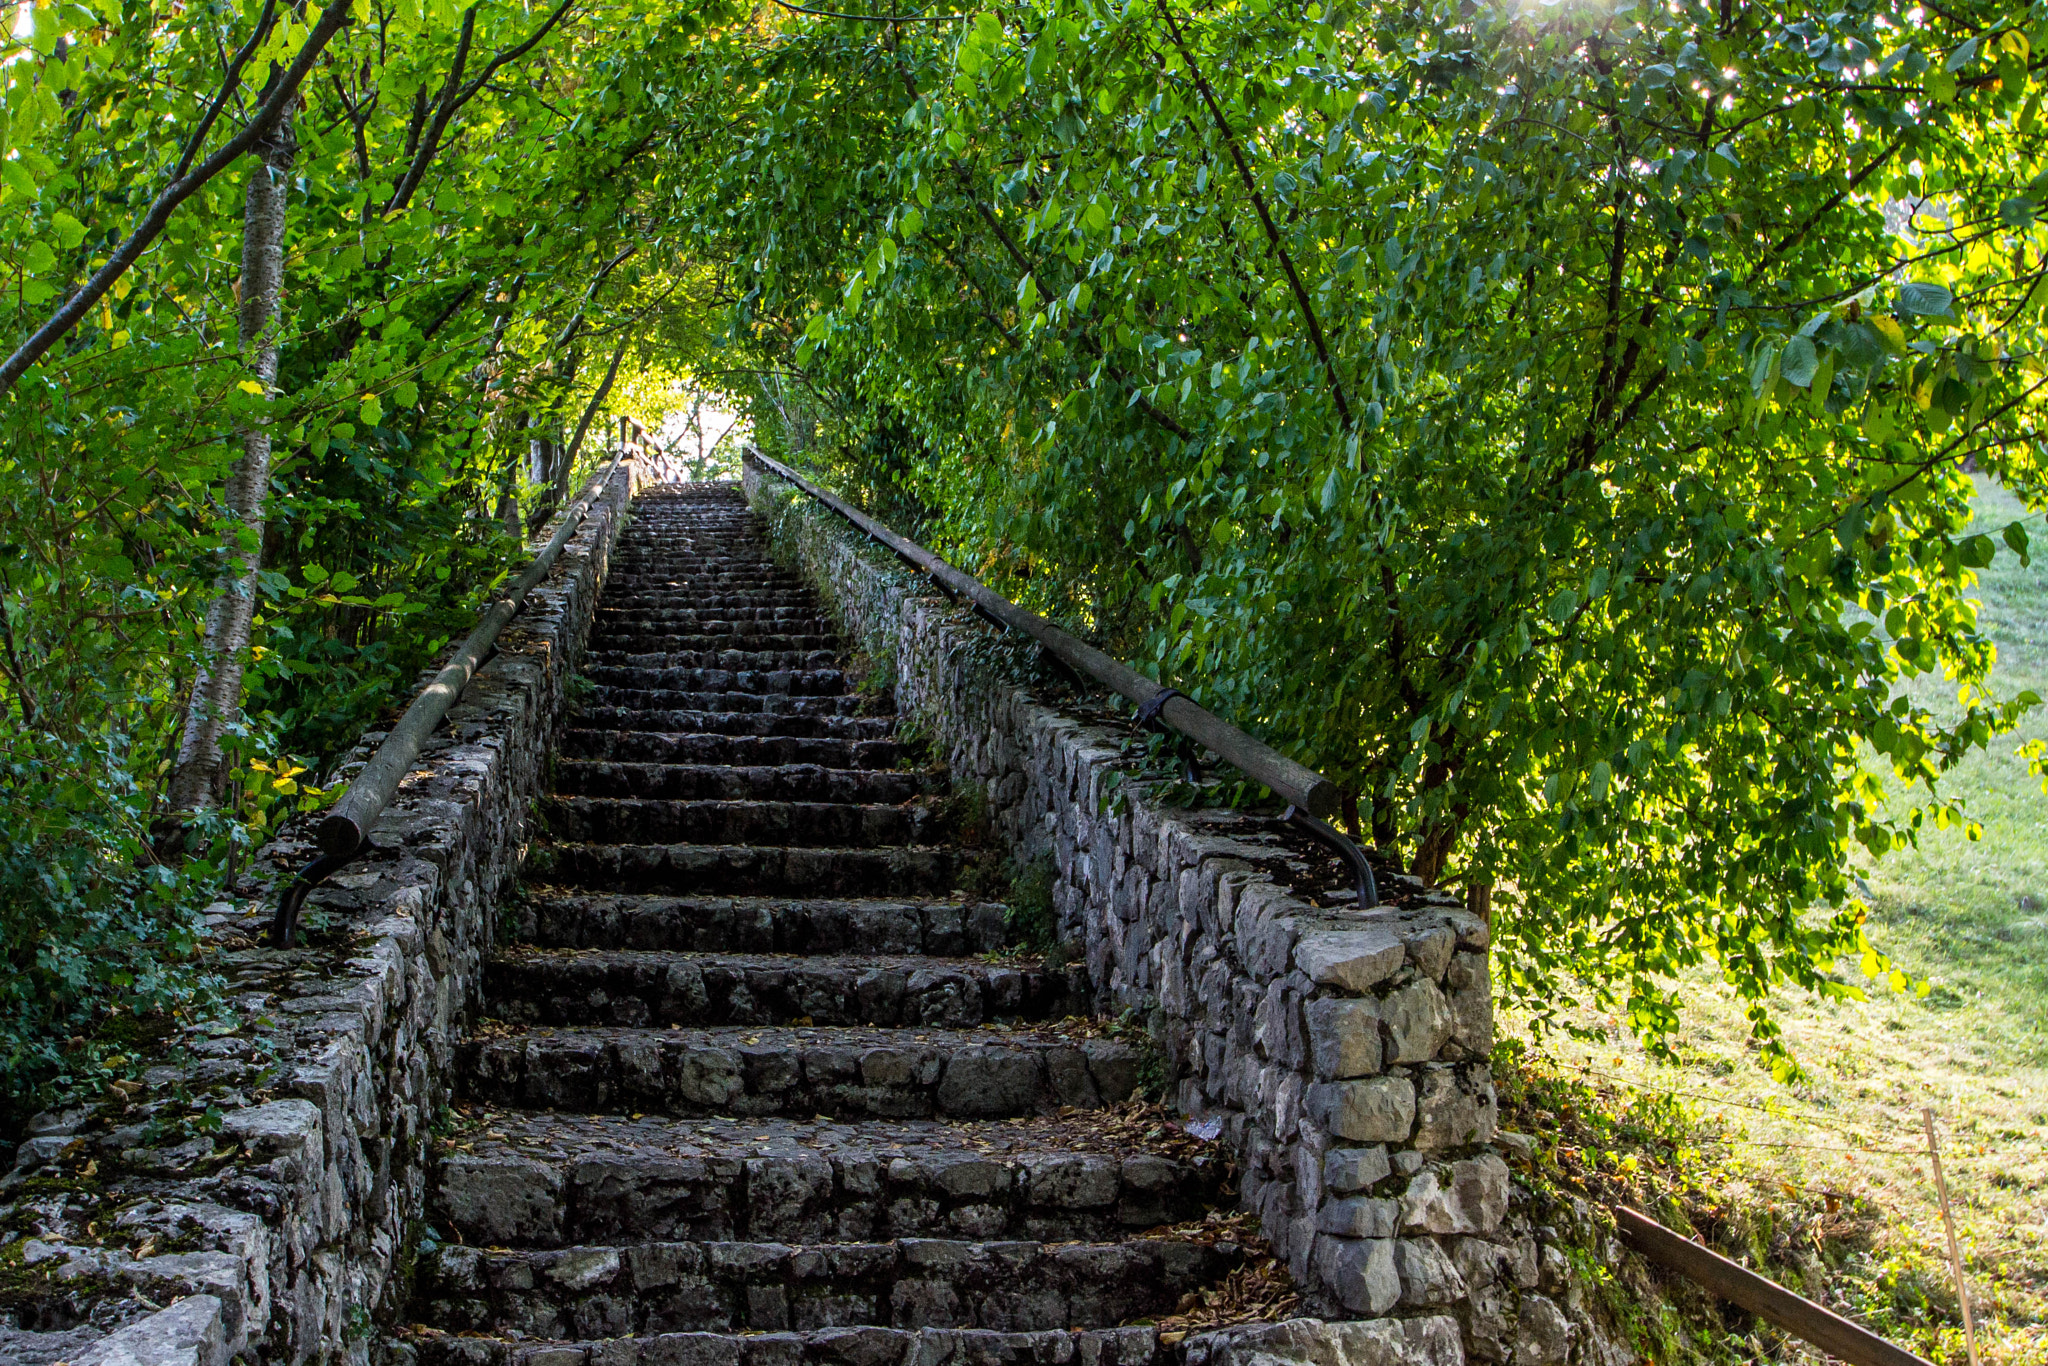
[1504,476,2048,1366]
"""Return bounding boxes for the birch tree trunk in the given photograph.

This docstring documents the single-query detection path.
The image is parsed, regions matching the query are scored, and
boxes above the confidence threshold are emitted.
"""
[164,114,297,822]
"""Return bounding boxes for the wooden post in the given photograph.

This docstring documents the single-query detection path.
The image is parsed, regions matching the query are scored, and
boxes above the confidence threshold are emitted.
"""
[1923,1109,1982,1366]
[1613,1206,1932,1366]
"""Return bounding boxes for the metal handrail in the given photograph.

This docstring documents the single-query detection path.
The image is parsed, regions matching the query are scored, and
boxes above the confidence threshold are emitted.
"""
[269,449,628,947]
[743,447,1379,908]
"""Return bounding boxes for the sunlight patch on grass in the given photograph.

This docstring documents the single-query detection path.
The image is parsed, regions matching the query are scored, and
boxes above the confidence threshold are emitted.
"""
[1504,477,2048,1366]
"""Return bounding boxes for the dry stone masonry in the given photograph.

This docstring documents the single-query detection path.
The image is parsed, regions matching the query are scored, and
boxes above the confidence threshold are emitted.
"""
[401,484,1256,1366]
[745,463,1598,1366]
[2,468,1621,1366]
[1,465,639,1366]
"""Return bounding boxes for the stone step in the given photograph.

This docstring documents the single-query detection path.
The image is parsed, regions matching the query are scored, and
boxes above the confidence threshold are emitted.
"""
[600,592,822,611]
[596,608,831,627]
[592,625,838,647]
[583,666,849,695]
[419,1237,1240,1340]
[604,578,813,595]
[507,895,1009,957]
[562,711,894,741]
[591,632,841,653]
[540,798,943,849]
[486,952,1081,1029]
[597,598,822,617]
[616,522,759,531]
[590,650,844,673]
[407,1323,1166,1366]
[552,761,931,802]
[429,1113,1224,1247]
[536,843,958,896]
[606,554,785,565]
[602,577,809,594]
[560,731,899,768]
[582,691,875,718]
[457,1024,1145,1119]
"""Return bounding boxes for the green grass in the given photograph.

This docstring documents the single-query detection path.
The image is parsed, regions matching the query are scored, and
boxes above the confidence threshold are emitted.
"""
[1505,476,2048,1366]
[1869,475,2048,1068]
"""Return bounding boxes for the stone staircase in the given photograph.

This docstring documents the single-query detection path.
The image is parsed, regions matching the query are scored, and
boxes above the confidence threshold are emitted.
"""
[406,484,1257,1365]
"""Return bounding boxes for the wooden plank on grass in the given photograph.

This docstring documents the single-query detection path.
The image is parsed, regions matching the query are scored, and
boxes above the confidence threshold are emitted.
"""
[1614,1205,1932,1366]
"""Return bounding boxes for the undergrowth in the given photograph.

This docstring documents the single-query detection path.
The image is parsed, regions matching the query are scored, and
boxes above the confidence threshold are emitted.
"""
[1494,1037,1984,1366]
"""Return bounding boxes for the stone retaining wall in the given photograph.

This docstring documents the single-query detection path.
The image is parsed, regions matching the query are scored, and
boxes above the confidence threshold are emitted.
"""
[1,463,642,1366]
[745,461,1575,1366]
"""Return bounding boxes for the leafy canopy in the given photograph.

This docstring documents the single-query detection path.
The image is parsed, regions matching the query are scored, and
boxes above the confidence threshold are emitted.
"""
[0,0,742,1121]
[660,0,2048,1068]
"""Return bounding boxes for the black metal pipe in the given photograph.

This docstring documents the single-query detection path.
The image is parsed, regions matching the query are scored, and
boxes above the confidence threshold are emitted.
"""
[745,448,1340,819]
[270,451,627,947]
[1283,805,1380,910]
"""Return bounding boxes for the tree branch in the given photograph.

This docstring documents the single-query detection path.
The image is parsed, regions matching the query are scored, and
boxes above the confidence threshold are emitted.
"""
[1156,0,1352,429]
[0,0,354,398]
[767,0,965,19]
[385,6,479,216]
[173,0,280,180]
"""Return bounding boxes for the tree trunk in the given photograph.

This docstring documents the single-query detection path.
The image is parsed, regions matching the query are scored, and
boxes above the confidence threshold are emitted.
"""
[552,331,628,506]
[164,114,296,824]
[478,277,526,538]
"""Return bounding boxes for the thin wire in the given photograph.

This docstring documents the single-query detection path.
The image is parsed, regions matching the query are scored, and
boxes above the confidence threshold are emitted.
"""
[1701,1137,1921,1156]
[1552,1059,1861,1127]
[768,0,966,19]
[1555,1133,1916,1157]
[1543,1060,1922,1154]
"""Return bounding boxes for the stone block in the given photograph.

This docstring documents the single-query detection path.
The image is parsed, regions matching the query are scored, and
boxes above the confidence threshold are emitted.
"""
[1294,930,1405,994]
[1327,1319,1406,1366]
[1315,1196,1397,1238]
[1322,1145,1390,1194]
[1022,1155,1118,1208]
[1445,951,1494,1056]
[73,1294,228,1366]
[1395,1237,1468,1307]
[1401,1156,1507,1234]
[1413,1065,1497,1149]
[1401,1317,1466,1366]
[673,1048,743,1107]
[1401,924,1457,981]
[1381,980,1451,1065]
[437,1155,562,1245]
[1513,1293,1574,1366]
[1081,1039,1140,1103]
[1306,1077,1415,1143]
[1253,981,1290,1059]
[934,1049,1043,1116]
[1313,1235,1399,1315]
[1305,998,1381,1079]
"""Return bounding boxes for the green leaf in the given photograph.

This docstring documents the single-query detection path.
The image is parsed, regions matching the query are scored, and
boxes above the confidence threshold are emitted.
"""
[1778,336,1818,388]
[1898,282,1953,317]
[50,211,85,249]
[359,395,384,427]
